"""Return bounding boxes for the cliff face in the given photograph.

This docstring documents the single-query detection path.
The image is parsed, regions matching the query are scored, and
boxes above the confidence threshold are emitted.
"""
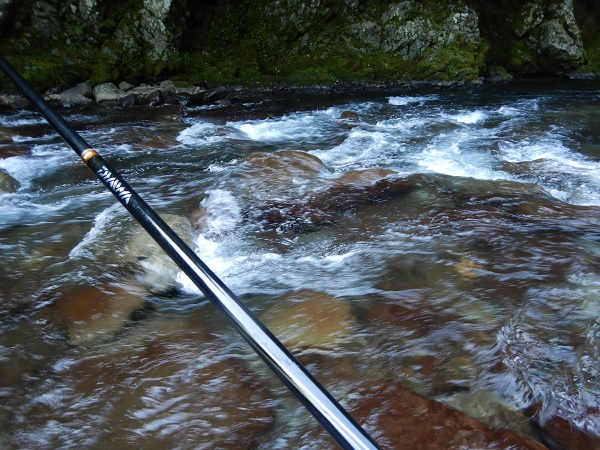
[0,0,598,90]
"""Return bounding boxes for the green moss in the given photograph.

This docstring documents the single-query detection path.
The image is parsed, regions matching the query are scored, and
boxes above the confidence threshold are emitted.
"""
[0,51,92,92]
[287,68,337,86]
[0,0,492,90]
[506,41,538,74]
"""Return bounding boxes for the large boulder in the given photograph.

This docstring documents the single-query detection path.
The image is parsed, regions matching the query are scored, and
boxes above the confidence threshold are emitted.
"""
[94,0,189,81]
[93,82,124,103]
[483,0,586,75]
[530,0,586,71]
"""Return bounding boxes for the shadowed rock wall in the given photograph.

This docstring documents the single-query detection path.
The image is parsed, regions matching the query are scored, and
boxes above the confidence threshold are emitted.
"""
[0,0,597,90]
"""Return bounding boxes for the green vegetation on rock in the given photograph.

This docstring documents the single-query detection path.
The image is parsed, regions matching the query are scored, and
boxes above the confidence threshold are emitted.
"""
[0,0,597,91]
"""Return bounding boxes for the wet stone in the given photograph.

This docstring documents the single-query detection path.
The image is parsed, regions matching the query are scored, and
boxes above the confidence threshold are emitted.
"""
[262,290,355,350]
[0,168,20,192]
[527,403,600,450]
[93,82,124,103]
[340,110,360,121]
[203,86,227,103]
[141,88,163,107]
[11,323,274,449]
[121,213,196,294]
[441,389,539,438]
[350,381,549,450]
[235,150,329,200]
[120,92,139,108]
[40,283,148,346]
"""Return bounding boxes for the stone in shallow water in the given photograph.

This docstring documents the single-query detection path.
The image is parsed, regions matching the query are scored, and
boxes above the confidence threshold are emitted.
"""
[0,168,20,192]
[262,290,355,350]
[236,150,329,197]
[527,403,600,450]
[441,389,538,438]
[13,321,274,449]
[350,381,549,450]
[43,283,148,346]
[0,145,31,158]
[122,213,196,294]
[339,110,360,121]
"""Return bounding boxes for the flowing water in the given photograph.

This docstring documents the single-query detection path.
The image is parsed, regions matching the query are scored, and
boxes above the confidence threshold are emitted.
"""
[1,80,600,448]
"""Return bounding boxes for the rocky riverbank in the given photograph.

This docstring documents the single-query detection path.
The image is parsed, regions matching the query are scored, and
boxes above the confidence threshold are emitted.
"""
[0,69,514,112]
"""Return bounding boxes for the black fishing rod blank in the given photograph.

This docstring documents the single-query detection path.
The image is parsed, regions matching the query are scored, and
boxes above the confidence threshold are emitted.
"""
[0,55,380,450]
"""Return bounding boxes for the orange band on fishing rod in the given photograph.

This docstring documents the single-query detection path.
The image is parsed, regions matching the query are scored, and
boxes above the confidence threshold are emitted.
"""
[81,149,99,163]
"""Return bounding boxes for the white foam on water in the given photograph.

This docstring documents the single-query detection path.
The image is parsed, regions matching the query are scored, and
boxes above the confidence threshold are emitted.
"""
[0,148,71,189]
[231,111,334,143]
[310,128,396,171]
[498,136,600,205]
[374,116,429,132]
[388,95,438,106]
[296,251,356,267]
[176,121,226,145]
[69,204,122,259]
[416,133,508,180]
[175,189,377,297]
[444,110,487,124]
[200,189,243,233]
[0,111,47,127]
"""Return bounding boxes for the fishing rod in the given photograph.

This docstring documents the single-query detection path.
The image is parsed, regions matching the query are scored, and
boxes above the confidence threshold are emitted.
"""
[0,55,379,450]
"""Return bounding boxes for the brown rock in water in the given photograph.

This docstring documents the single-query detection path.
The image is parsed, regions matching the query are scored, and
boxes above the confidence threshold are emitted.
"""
[322,170,418,211]
[253,167,419,229]
[351,381,549,449]
[340,110,360,121]
[453,256,483,280]
[239,151,328,192]
[0,145,31,158]
[365,300,435,339]
[236,151,332,226]
[526,404,600,450]
[25,325,274,449]
[133,133,180,151]
[334,168,398,185]
[43,283,147,346]
[262,290,355,350]
[502,158,549,177]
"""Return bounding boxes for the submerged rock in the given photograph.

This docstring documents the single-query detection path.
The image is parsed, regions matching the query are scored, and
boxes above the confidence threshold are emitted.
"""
[122,213,196,294]
[442,389,539,437]
[235,150,329,198]
[351,381,549,449]
[15,321,274,448]
[262,290,355,350]
[41,283,148,346]
[230,150,418,230]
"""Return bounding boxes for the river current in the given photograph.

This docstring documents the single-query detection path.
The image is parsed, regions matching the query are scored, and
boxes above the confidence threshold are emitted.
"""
[1,80,600,448]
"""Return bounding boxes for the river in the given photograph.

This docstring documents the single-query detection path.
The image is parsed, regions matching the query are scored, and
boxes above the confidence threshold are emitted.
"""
[1,80,600,448]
